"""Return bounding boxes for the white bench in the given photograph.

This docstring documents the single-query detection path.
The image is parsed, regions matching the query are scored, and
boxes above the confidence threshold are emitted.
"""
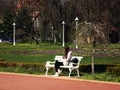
[45,55,83,77]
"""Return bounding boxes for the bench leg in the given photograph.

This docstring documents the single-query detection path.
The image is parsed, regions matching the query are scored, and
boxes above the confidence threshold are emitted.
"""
[69,68,72,77]
[69,68,80,77]
[76,69,80,77]
[45,67,49,75]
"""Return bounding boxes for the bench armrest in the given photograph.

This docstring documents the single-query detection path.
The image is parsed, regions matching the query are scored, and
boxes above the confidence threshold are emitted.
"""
[46,61,55,65]
[69,62,79,67]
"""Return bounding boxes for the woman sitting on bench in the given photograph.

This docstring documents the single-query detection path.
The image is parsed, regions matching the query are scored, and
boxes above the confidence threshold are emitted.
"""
[53,46,72,76]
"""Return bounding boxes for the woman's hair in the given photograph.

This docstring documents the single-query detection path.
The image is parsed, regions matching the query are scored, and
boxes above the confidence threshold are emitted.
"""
[64,46,70,58]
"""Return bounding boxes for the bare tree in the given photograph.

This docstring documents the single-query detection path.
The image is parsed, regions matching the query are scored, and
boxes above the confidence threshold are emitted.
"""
[77,21,107,74]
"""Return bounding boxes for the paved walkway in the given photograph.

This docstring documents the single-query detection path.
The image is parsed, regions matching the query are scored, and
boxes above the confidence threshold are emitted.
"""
[0,72,120,90]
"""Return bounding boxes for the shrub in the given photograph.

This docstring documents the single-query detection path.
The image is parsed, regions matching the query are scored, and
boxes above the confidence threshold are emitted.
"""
[0,62,8,67]
[0,62,120,76]
[80,65,91,73]
[80,64,120,73]
[80,64,109,73]
[0,58,5,61]
[106,66,120,76]
[0,62,46,74]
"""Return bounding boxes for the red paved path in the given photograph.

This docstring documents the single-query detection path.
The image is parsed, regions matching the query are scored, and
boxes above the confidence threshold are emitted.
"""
[0,73,120,90]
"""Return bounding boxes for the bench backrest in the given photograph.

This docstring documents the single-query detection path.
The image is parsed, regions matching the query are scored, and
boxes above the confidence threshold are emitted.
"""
[71,56,83,61]
[54,55,63,61]
[55,55,83,61]
[54,55,83,67]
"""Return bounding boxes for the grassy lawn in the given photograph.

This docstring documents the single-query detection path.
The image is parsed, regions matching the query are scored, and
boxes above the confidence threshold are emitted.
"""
[80,73,120,82]
[0,43,62,63]
[0,43,120,64]
[0,43,120,82]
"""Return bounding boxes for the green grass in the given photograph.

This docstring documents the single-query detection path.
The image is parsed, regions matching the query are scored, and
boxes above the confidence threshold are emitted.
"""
[0,53,55,63]
[0,43,62,63]
[80,56,120,65]
[0,53,120,65]
[0,43,120,64]
[0,43,120,82]
[80,73,120,82]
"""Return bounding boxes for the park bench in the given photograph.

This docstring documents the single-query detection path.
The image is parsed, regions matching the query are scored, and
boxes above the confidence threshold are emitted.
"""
[45,55,83,77]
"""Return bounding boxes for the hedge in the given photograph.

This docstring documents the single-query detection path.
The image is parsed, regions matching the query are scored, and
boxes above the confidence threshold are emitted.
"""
[0,62,120,75]
[106,66,120,76]
[0,62,46,73]
[0,58,5,61]
[80,64,119,72]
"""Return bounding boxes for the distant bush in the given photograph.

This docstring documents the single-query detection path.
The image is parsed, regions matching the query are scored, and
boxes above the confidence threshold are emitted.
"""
[106,66,120,76]
[0,62,46,74]
[80,64,109,73]
[0,58,5,61]
[80,64,120,73]
[0,62,120,76]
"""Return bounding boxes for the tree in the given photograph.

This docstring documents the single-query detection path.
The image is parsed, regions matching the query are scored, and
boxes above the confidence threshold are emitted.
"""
[77,21,107,74]
[0,0,119,44]
[15,0,45,44]
[0,0,16,39]
[15,8,32,42]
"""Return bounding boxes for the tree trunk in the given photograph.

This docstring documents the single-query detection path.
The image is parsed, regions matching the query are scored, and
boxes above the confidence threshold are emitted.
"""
[92,48,95,74]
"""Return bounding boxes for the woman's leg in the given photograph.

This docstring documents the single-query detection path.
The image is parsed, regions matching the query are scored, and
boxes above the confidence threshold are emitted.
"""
[55,60,63,72]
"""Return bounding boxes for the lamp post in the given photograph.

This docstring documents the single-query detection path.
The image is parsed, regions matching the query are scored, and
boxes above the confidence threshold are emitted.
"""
[13,22,16,46]
[62,21,65,47]
[51,26,54,44]
[75,17,79,49]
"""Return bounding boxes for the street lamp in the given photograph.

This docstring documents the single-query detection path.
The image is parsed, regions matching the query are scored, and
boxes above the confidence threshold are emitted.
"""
[62,21,65,47]
[13,22,16,46]
[51,26,54,39]
[51,26,54,44]
[75,17,79,49]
